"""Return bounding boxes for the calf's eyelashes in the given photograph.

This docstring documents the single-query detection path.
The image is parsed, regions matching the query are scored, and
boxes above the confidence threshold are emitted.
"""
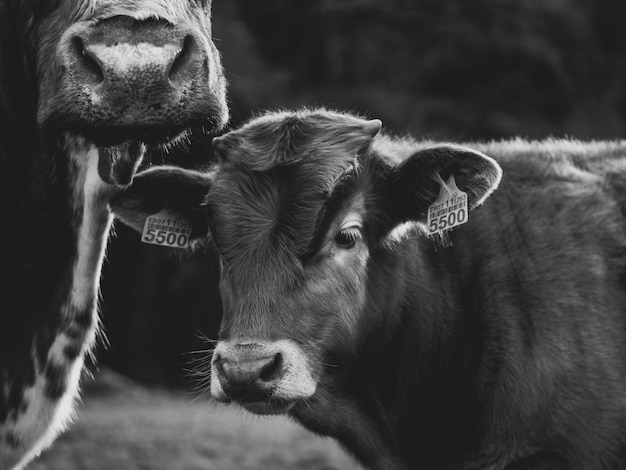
[334,224,362,250]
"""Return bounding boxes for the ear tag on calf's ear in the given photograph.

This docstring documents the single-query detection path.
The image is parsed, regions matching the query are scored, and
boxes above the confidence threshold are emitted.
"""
[141,209,192,249]
[427,175,468,235]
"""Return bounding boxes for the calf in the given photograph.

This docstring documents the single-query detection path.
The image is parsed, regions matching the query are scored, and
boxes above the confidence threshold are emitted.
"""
[0,1,227,468]
[113,109,626,470]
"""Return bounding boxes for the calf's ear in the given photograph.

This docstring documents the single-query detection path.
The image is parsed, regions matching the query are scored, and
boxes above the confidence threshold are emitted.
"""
[110,165,214,239]
[386,144,502,224]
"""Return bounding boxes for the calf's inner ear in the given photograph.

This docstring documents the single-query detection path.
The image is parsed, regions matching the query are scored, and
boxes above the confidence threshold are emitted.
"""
[386,144,502,225]
[110,165,214,239]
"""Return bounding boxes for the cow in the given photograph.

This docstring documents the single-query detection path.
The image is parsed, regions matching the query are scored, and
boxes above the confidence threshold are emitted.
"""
[112,108,626,470]
[0,1,227,468]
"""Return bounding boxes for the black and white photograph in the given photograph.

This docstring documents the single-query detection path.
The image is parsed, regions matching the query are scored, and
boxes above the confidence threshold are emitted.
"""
[2,1,626,469]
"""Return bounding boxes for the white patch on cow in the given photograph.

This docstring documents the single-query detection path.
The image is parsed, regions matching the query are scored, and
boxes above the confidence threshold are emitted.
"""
[9,351,86,470]
[88,43,180,80]
[384,221,420,244]
[5,141,116,470]
[5,374,55,470]
[70,144,115,309]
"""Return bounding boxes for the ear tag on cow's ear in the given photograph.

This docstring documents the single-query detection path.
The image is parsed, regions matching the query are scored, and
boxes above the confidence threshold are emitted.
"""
[426,175,468,235]
[141,209,192,249]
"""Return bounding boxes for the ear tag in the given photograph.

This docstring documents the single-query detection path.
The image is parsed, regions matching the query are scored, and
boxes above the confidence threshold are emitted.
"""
[141,209,192,249]
[427,175,468,235]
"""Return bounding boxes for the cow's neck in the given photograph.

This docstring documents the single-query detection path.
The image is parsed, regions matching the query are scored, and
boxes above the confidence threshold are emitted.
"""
[66,138,116,309]
[0,132,117,467]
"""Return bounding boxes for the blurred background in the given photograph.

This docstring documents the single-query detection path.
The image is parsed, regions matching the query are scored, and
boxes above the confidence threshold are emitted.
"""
[98,0,626,389]
[34,1,626,468]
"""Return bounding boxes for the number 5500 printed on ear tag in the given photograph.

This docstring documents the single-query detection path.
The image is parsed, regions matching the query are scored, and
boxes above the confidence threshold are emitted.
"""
[141,209,192,248]
[427,175,468,235]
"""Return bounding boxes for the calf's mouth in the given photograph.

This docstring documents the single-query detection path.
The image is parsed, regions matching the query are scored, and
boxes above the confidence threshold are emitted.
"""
[240,399,298,416]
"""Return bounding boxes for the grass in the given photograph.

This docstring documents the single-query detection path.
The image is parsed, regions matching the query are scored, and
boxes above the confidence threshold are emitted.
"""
[30,369,362,470]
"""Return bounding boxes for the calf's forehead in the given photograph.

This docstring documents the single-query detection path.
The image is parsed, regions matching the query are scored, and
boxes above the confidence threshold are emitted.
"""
[210,161,344,264]
[208,109,386,291]
[209,110,377,254]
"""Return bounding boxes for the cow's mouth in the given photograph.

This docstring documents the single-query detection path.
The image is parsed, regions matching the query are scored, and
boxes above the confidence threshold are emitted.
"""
[97,141,145,186]
[75,123,193,148]
[91,122,215,186]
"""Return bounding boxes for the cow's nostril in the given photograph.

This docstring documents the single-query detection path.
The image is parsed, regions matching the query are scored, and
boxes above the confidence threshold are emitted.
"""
[259,353,283,382]
[213,352,225,375]
[70,36,104,85]
[168,35,197,86]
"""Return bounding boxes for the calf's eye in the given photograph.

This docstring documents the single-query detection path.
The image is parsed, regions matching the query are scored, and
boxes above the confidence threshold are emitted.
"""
[334,226,361,249]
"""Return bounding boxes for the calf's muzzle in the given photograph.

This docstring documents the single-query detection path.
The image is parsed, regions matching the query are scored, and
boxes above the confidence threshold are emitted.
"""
[213,343,285,401]
[211,340,318,415]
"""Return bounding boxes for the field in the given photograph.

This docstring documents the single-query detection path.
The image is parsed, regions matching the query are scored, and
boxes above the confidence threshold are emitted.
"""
[31,369,362,470]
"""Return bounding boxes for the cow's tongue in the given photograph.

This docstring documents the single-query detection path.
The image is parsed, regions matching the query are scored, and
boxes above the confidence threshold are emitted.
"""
[97,141,145,186]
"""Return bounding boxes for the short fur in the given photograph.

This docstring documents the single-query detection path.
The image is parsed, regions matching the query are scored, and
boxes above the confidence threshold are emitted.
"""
[112,109,626,469]
[213,113,626,469]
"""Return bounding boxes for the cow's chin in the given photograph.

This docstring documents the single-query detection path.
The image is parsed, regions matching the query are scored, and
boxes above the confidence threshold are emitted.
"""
[240,400,297,416]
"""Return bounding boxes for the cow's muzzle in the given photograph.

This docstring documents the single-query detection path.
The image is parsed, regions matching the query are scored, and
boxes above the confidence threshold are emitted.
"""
[211,340,317,416]
[53,15,227,145]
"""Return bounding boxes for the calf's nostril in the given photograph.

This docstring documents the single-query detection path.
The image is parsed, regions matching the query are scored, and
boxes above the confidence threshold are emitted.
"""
[70,36,104,85]
[259,353,283,382]
[213,352,226,375]
[216,350,285,388]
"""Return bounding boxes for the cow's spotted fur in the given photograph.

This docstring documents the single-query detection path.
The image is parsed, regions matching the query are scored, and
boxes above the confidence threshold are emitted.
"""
[0,138,114,469]
[0,1,227,468]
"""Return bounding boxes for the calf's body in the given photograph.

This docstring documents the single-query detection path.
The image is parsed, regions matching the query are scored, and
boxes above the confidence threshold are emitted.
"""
[301,140,626,469]
[113,110,626,469]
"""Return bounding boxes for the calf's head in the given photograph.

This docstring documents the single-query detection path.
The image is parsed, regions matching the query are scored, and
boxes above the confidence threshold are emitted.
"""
[12,0,227,184]
[112,109,501,416]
